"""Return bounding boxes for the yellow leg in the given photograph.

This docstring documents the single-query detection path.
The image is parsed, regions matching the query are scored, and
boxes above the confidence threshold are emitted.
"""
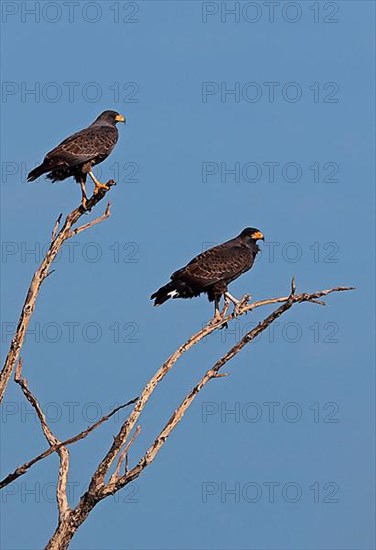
[79,179,88,209]
[89,170,110,194]
[224,291,240,306]
[220,295,230,317]
[209,297,222,323]
[225,292,251,316]
[209,296,228,328]
[214,298,222,321]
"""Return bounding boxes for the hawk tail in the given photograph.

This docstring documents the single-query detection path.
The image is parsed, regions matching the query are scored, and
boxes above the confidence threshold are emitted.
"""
[151,280,191,306]
[27,163,48,182]
[27,158,66,182]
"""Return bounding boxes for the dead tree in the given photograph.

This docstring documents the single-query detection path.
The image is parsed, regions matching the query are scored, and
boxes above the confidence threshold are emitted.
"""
[0,194,354,549]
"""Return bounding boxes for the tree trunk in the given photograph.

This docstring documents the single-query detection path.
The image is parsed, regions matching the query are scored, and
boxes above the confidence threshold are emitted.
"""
[45,493,98,550]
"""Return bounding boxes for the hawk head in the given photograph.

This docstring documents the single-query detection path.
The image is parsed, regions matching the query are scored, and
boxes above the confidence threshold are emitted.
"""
[94,110,126,126]
[239,227,264,242]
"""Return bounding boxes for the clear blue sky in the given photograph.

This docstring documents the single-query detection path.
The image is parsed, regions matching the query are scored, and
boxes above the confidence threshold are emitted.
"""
[1,1,375,549]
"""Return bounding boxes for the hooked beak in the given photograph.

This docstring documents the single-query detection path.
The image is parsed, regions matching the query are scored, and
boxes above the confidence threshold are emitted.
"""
[252,231,264,241]
[115,114,126,123]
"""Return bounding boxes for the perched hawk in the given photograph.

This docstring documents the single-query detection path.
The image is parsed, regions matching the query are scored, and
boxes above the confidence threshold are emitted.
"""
[27,110,125,208]
[151,227,264,320]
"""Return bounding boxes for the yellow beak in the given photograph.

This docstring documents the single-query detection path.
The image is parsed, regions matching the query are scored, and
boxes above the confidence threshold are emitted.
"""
[252,231,264,241]
[115,114,126,123]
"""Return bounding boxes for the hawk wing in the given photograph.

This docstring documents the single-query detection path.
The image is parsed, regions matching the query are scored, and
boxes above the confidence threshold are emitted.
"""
[172,243,252,288]
[45,126,118,167]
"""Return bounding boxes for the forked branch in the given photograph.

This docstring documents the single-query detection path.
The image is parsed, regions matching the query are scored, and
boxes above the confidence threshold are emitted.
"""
[101,281,355,493]
[88,280,354,493]
[44,281,353,550]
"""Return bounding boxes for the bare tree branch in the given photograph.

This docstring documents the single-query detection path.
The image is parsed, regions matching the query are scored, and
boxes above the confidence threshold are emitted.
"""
[0,186,114,404]
[68,201,111,237]
[51,213,62,241]
[87,282,355,493]
[44,282,354,550]
[102,282,355,494]
[14,359,70,521]
[0,397,138,490]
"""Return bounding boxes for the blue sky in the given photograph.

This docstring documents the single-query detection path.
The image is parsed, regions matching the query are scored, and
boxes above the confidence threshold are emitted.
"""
[1,1,375,549]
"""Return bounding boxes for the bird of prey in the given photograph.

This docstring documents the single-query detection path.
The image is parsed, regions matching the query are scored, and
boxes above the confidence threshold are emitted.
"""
[27,110,125,208]
[151,227,264,320]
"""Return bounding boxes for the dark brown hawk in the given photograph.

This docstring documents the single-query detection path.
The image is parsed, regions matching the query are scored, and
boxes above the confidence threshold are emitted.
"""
[27,110,125,208]
[151,227,264,320]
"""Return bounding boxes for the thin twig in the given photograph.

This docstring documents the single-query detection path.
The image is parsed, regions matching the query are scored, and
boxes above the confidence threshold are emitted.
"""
[69,202,111,237]
[291,275,296,295]
[0,397,138,490]
[51,214,62,241]
[108,426,141,485]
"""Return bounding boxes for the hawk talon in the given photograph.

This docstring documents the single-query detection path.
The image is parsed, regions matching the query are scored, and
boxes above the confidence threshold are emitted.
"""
[233,305,241,317]
[233,294,251,317]
[93,183,110,194]
[240,294,251,306]
[209,315,223,327]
